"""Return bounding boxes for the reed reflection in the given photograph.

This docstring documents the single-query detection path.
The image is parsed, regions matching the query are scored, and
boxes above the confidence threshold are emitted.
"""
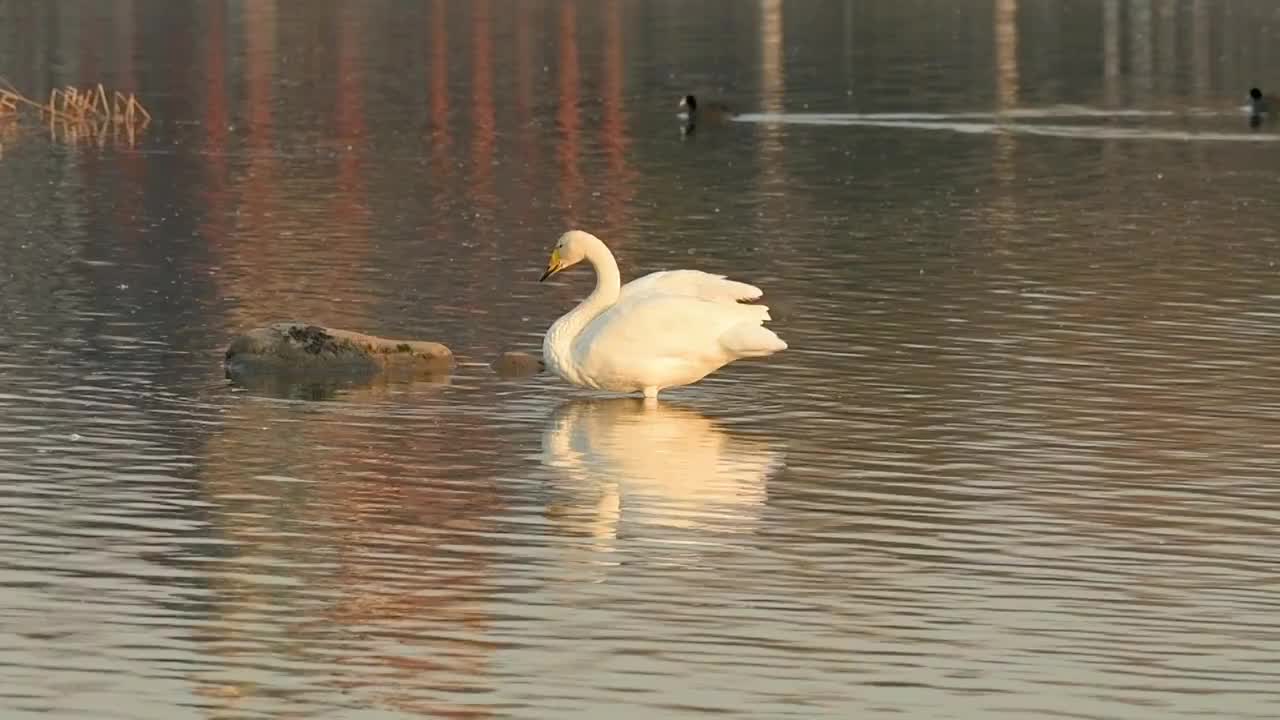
[994,0,1019,113]
[469,0,496,224]
[1103,0,1120,107]
[429,0,451,144]
[330,5,375,324]
[514,0,541,247]
[990,0,1020,237]
[599,0,635,244]
[1156,0,1175,98]
[556,1,582,226]
[1191,0,1210,103]
[1130,0,1153,103]
[425,0,455,284]
[201,0,229,202]
[224,0,281,328]
[754,0,791,254]
[194,385,497,716]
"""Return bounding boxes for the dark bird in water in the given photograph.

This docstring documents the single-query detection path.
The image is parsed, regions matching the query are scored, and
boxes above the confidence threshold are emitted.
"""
[679,94,735,122]
[678,94,735,137]
[1248,87,1277,127]
[1249,87,1274,115]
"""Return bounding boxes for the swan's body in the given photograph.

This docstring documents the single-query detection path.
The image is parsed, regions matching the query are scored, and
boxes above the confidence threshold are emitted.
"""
[539,231,787,399]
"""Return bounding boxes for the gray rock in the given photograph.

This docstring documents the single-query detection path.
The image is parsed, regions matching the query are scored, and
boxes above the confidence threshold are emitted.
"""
[225,322,453,378]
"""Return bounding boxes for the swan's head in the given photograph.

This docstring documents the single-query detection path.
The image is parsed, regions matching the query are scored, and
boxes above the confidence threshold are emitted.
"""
[679,94,697,111]
[540,230,599,282]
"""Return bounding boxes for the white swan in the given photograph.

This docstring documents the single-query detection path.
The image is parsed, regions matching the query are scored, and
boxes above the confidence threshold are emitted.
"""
[539,230,787,398]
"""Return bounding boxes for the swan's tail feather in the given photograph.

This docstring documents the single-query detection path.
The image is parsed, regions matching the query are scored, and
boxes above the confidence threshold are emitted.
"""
[721,321,788,358]
[701,273,765,302]
[741,303,772,322]
[721,279,765,302]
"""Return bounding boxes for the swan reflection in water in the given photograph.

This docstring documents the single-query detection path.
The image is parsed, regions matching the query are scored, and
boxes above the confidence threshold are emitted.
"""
[540,398,785,544]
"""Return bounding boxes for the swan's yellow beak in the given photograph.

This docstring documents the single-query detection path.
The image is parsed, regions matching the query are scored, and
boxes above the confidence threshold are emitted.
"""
[540,249,564,282]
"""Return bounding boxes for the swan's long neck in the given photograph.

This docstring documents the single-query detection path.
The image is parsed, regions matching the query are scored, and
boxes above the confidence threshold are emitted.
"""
[544,240,621,382]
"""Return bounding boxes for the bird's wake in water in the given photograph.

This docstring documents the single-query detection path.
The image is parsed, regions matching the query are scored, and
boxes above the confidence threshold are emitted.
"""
[733,106,1280,142]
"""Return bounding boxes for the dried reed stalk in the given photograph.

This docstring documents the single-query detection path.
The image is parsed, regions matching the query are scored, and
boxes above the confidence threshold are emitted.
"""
[0,77,151,152]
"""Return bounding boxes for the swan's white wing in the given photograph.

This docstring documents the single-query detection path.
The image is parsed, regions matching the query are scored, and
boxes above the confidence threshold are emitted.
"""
[572,293,779,391]
[620,269,763,304]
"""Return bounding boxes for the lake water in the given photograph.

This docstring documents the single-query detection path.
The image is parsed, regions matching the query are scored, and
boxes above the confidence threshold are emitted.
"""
[2,1,1280,718]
